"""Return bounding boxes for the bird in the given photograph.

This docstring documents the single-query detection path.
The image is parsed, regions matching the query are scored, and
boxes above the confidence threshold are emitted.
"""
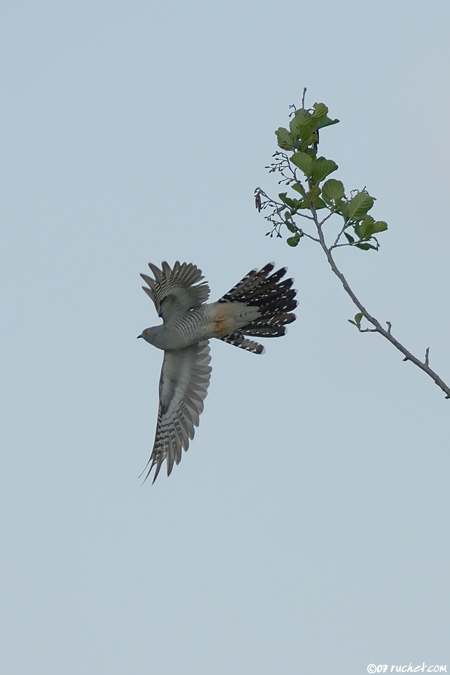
[138,261,297,482]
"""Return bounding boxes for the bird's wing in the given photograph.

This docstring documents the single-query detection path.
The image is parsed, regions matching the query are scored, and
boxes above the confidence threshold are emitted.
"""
[143,340,212,482]
[141,261,210,324]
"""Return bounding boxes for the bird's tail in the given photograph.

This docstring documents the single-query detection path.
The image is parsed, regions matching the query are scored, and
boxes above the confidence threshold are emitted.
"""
[217,263,297,353]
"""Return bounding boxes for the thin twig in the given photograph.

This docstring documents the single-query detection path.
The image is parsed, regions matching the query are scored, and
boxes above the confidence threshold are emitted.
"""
[330,219,348,249]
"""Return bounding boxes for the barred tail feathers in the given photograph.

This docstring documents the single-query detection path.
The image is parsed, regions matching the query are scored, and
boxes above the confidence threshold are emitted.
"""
[218,332,266,355]
[218,263,297,351]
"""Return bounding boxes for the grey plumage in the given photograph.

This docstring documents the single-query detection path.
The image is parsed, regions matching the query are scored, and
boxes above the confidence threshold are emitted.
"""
[138,261,297,482]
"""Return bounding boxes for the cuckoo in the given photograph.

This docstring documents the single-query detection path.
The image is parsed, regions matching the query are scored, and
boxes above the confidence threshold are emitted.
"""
[138,261,297,482]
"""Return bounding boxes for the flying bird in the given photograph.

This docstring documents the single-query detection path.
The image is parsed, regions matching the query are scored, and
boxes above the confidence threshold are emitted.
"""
[138,261,297,482]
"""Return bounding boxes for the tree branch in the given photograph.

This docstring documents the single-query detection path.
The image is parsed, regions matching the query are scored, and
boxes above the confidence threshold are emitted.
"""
[312,208,450,399]
[258,97,450,399]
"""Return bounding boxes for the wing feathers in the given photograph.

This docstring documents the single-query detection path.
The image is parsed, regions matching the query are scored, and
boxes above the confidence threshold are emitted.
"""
[141,261,210,323]
[143,341,211,482]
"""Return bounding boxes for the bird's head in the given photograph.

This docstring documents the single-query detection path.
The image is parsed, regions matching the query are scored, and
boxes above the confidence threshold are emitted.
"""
[137,327,159,344]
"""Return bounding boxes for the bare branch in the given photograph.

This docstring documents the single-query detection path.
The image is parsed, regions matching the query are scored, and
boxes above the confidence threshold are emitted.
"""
[301,88,307,108]
[311,206,450,399]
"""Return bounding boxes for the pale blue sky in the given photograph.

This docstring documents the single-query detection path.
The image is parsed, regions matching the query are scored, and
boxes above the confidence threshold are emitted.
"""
[1,1,450,673]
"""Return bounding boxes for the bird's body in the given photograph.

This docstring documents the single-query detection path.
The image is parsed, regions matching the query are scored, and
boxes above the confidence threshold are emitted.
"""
[138,261,297,481]
[142,301,261,351]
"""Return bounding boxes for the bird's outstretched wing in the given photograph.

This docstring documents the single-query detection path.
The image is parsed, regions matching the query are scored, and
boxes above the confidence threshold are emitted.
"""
[142,340,212,482]
[141,261,210,324]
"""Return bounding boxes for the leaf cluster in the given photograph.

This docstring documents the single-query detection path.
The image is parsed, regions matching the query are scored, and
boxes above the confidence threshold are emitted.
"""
[261,102,388,251]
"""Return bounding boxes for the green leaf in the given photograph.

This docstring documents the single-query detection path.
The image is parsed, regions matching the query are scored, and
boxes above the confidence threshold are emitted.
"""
[304,186,326,210]
[316,116,340,130]
[354,312,363,327]
[356,215,375,239]
[311,157,338,184]
[308,185,321,200]
[300,133,318,152]
[291,152,314,176]
[312,102,340,129]
[339,202,349,220]
[287,233,301,247]
[346,191,374,220]
[286,221,297,233]
[312,102,328,121]
[288,111,319,151]
[344,232,355,244]
[279,192,300,209]
[313,196,327,209]
[291,182,307,197]
[311,104,340,131]
[372,220,388,233]
[356,217,387,239]
[289,109,309,136]
[322,178,345,203]
[275,127,295,150]
[355,242,377,251]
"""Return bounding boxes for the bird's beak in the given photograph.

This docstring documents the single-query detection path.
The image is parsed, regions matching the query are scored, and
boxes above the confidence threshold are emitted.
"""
[137,334,143,339]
